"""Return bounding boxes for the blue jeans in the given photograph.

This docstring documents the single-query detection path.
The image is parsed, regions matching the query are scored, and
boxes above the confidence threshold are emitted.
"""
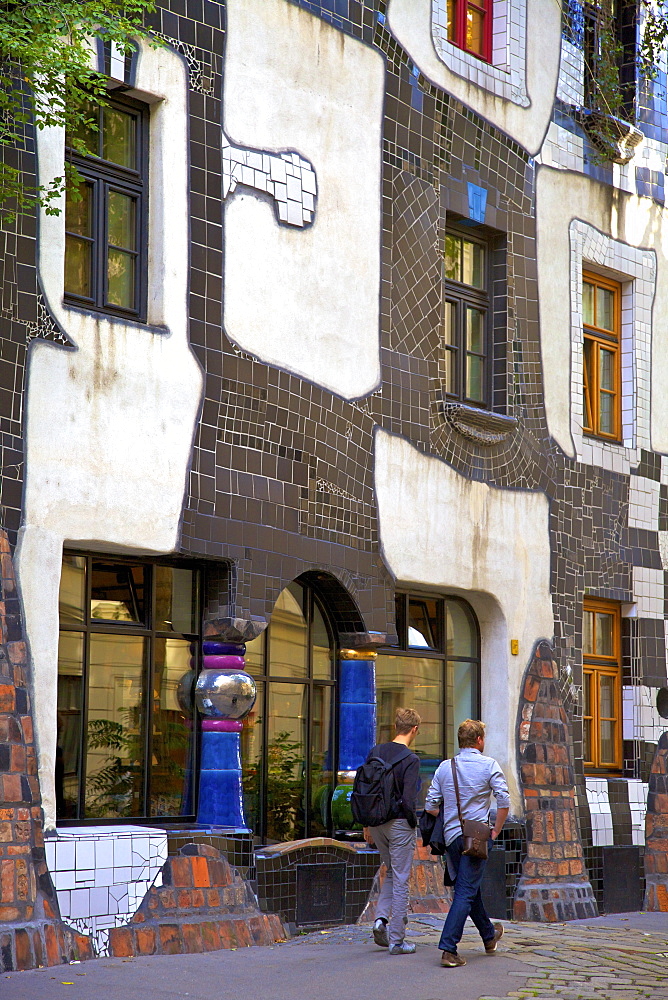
[438,835,495,954]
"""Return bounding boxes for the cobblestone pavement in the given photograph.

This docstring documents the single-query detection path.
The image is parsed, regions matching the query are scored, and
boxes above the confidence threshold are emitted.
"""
[1,913,667,1000]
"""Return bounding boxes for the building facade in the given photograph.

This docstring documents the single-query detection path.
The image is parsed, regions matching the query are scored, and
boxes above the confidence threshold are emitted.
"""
[2,0,668,956]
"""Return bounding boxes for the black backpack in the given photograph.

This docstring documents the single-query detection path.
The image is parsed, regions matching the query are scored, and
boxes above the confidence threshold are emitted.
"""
[350,746,413,827]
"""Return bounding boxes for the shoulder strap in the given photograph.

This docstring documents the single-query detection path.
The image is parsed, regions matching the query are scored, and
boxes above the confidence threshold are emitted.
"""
[451,757,465,833]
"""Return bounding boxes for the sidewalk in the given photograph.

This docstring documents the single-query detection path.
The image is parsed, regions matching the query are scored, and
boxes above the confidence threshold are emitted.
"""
[2,912,667,1000]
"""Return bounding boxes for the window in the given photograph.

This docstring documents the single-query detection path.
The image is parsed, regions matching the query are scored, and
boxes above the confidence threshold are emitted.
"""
[57,553,200,821]
[583,0,638,122]
[582,271,621,441]
[443,230,490,407]
[446,0,493,61]
[376,594,480,804]
[242,582,335,843]
[582,598,622,771]
[64,97,147,318]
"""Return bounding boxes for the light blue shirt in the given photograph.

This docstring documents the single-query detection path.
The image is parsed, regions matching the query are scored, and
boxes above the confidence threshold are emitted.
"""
[424,747,510,847]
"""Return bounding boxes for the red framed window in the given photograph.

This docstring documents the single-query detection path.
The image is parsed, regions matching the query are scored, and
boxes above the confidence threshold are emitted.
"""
[447,0,493,62]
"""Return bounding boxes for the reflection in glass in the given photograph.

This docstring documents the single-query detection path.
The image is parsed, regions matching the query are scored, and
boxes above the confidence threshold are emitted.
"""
[312,602,332,679]
[600,718,615,763]
[446,0,456,38]
[445,601,476,657]
[244,632,265,678]
[466,6,484,54]
[154,566,197,634]
[467,354,484,403]
[310,684,333,836]
[85,634,146,818]
[450,660,475,729]
[408,598,438,648]
[597,285,614,331]
[583,338,594,430]
[90,561,146,622]
[266,682,307,841]
[583,611,593,656]
[151,639,195,816]
[57,632,84,818]
[107,249,135,309]
[59,554,86,624]
[462,238,484,288]
[108,191,136,250]
[102,108,136,169]
[65,182,93,299]
[444,302,457,395]
[269,585,308,677]
[583,672,592,761]
[241,680,264,834]
[444,235,460,282]
[582,282,595,327]
[596,613,614,656]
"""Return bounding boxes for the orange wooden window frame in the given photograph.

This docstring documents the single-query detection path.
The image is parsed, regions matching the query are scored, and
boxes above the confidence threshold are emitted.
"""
[582,598,622,772]
[582,271,622,442]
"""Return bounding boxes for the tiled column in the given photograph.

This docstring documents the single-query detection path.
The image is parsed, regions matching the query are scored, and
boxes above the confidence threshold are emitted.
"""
[644,731,668,910]
[195,641,256,829]
[513,640,598,921]
[332,646,377,833]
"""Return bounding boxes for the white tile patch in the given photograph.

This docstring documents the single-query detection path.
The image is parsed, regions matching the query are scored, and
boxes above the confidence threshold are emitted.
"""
[46,826,168,957]
[628,476,660,531]
[627,779,649,846]
[623,683,667,744]
[585,777,614,847]
[222,136,317,228]
[633,566,664,619]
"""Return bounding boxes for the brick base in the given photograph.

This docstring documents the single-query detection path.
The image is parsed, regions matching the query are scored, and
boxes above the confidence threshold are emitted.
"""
[358,841,452,922]
[513,879,598,921]
[107,845,286,958]
[0,919,93,972]
[644,875,668,911]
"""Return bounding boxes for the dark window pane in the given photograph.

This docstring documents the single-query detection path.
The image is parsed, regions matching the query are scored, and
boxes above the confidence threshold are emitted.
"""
[596,612,614,656]
[582,281,595,327]
[154,566,198,634]
[408,598,439,649]
[448,659,476,729]
[266,682,307,842]
[107,191,136,250]
[57,631,84,819]
[597,285,614,332]
[444,234,461,281]
[59,554,86,625]
[66,182,92,237]
[102,107,137,168]
[65,237,92,298]
[151,638,196,816]
[107,249,136,309]
[90,561,146,623]
[67,102,99,156]
[85,633,146,818]
[312,601,333,679]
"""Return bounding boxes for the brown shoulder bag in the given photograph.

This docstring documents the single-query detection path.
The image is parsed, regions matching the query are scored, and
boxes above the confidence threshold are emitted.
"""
[451,757,491,860]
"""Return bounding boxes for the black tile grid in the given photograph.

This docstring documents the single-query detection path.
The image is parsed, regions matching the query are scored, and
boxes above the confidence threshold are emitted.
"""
[165,828,255,878]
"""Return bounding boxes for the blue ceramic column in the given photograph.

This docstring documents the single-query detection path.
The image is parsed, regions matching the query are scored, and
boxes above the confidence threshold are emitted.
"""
[332,649,377,834]
[195,641,257,829]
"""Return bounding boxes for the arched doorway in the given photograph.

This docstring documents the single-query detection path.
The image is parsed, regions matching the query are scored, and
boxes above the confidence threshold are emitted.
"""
[241,581,336,843]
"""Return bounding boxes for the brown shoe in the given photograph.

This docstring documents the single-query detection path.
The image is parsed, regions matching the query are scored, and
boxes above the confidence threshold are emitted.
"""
[440,951,466,967]
[484,922,504,953]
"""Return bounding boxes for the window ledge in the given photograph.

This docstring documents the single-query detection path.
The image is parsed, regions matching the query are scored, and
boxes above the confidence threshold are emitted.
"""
[441,401,518,445]
[577,109,645,165]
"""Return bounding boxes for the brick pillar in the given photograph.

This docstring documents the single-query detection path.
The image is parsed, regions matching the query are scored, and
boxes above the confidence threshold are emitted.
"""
[513,640,597,921]
[0,530,92,970]
[643,731,668,910]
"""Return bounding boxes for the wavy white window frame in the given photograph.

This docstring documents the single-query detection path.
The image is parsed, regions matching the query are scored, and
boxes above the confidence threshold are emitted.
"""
[431,0,529,106]
[569,220,656,474]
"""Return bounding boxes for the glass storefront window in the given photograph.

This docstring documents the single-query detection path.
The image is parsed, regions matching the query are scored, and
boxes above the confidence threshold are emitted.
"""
[56,553,200,822]
[240,580,335,843]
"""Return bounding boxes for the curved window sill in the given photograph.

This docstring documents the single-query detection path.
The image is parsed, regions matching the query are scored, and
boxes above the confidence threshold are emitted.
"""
[441,400,518,445]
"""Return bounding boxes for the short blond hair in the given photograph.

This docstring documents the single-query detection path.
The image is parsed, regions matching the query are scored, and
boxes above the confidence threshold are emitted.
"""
[395,707,421,735]
[458,719,485,748]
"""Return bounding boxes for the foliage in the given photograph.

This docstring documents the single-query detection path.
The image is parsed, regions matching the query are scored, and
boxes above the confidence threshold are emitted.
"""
[0,0,157,219]
[243,730,305,842]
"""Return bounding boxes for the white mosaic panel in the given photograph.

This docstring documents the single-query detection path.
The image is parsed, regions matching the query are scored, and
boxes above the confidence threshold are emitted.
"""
[628,475,660,531]
[45,826,168,957]
[556,38,584,106]
[633,566,664,619]
[627,779,649,846]
[222,136,317,228]
[431,0,529,106]
[623,683,667,744]
[585,777,614,847]
[568,220,656,474]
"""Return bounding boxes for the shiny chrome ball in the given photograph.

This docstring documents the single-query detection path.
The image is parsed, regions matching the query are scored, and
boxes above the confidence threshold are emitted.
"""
[176,669,196,715]
[195,669,257,720]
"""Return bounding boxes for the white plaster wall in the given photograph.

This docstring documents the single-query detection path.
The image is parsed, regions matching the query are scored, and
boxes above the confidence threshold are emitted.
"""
[536,167,668,458]
[17,40,203,829]
[222,0,384,400]
[373,429,554,815]
[386,0,561,155]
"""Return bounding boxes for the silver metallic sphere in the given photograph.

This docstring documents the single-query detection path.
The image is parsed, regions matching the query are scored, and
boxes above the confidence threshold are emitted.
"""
[176,669,196,715]
[195,669,257,720]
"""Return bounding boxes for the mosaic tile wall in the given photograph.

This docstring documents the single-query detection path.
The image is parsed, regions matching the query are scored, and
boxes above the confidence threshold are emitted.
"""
[2,0,668,912]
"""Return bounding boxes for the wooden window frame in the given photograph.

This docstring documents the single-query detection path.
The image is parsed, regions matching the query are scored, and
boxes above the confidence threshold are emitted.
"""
[64,96,148,321]
[447,0,494,62]
[582,270,622,442]
[443,228,492,408]
[582,598,622,773]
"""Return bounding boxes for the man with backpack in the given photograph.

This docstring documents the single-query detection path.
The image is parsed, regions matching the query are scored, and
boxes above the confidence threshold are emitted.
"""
[351,707,422,955]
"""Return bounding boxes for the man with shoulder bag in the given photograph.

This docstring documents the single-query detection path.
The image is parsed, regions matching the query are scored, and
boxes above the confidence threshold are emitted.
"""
[351,707,422,955]
[425,718,509,968]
